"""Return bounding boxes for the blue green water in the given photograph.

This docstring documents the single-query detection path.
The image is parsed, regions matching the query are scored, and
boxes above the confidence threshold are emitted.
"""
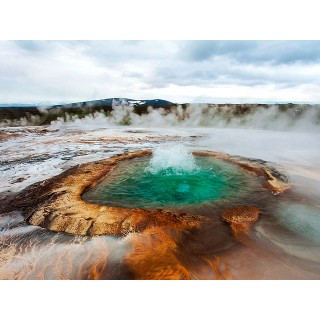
[82,156,255,210]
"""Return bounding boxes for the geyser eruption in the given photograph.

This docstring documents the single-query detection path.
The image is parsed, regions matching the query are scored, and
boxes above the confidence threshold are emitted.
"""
[146,144,197,204]
[146,144,198,175]
[82,145,265,210]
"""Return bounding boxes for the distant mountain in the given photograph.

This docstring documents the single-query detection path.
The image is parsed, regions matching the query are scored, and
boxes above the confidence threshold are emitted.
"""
[49,98,174,109]
[0,98,177,126]
[0,98,175,109]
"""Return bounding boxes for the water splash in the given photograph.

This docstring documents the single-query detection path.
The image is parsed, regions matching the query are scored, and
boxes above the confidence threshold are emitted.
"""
[146,144,198,175]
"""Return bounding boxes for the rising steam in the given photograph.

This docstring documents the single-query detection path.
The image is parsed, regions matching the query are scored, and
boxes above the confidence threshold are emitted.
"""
[48,103,320,132]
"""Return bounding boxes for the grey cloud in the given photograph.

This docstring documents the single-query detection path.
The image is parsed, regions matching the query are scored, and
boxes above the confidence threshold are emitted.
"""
[13,40,48,53]
[180,41,320,65]
[0,40,320,104]
[180,41,255,61]
[77,40,173,65]
[148,52,320,90]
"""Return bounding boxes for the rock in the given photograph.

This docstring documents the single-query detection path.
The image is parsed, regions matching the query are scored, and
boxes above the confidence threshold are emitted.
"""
[221,206,260,224]
[221,206,261,239]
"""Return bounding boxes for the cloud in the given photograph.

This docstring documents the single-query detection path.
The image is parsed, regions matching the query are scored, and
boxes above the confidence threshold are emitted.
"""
[180,41,320,65]
[0,40,320,104]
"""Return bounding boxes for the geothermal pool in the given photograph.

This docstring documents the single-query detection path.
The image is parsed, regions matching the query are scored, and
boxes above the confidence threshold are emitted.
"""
[82,149,259,210]
[1,115,320,279]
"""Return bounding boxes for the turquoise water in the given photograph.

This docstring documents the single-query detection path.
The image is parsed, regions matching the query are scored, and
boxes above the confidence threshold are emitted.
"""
[82,156,255,210]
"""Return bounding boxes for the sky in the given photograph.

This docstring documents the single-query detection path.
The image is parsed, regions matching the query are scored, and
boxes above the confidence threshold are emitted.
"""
[1,40,320,105]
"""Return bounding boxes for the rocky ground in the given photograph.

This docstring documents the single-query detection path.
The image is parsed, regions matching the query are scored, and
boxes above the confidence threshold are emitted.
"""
[0,124,320,279]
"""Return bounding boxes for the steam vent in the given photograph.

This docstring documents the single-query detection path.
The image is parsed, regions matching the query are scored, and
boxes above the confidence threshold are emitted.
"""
[1,149,290,237]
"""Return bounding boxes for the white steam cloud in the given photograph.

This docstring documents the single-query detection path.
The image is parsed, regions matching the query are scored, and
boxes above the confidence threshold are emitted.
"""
[48,103,320,132]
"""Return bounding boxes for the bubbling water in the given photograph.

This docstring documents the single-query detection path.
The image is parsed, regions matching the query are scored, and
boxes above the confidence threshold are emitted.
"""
[146,144,198,175]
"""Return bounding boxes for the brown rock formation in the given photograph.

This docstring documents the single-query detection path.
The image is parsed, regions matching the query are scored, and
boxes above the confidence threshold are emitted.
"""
[0,131,23,141]
[221,206,260,223]
[221,206,261,238]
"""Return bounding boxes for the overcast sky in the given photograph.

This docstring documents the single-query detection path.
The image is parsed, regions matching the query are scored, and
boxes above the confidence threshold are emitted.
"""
[1,40,320,104]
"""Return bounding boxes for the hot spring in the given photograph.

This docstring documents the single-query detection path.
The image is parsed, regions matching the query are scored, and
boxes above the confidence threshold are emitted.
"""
[2,133,320,279]
[82,145,267,211]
